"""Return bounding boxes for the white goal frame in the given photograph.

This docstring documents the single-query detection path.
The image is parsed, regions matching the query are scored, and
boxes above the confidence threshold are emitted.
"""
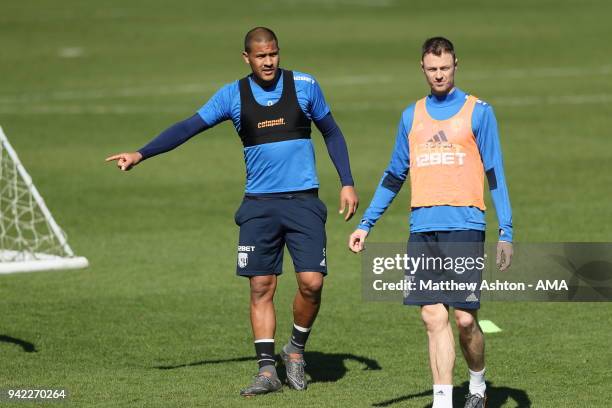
[0,126,88,274]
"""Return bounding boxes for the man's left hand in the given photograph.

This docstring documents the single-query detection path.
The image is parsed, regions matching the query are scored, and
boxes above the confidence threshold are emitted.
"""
[338,186,359,221]
[496,241,513,271]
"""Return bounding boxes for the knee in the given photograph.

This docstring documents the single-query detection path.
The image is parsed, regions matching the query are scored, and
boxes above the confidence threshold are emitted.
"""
[298,275,323,300]
[421,306,449,333]
[455,312,477,333]
[250,277,276,303]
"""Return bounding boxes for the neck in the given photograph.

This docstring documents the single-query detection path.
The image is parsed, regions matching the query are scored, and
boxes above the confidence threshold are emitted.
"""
[252,68,281,88]
[430,86,455,99]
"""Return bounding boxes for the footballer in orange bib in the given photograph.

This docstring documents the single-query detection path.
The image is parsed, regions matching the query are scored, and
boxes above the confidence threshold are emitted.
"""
[350,37,513,408]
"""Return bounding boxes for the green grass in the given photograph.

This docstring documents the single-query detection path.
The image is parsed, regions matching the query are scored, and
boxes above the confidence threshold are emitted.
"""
[1,0,612,406]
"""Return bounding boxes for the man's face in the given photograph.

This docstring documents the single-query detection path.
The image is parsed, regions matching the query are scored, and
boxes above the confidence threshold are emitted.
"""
[421,52,457,95]
[242,41,280,84]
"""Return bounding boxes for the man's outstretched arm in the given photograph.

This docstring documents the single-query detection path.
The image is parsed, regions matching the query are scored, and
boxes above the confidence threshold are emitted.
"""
[138,114,209,160]
[106,83,233,170]
[105,114,209,171]
[314,112,358,220]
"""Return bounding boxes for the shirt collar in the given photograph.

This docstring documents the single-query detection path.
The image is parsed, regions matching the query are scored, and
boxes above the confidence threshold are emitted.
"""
[427,87,466,107]
[249,69,283,91]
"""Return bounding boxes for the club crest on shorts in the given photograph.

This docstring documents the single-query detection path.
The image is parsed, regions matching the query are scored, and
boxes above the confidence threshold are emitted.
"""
[238,252,249,268]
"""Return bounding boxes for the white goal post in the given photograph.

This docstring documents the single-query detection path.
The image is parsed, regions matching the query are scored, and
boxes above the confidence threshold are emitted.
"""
[0,126,88,274]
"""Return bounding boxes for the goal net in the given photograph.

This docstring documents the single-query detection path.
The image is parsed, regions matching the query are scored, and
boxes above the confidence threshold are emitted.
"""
[0,126,88,274]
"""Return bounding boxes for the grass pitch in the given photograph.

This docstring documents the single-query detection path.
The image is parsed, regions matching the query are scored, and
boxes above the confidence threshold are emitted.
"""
[1,1,611,406]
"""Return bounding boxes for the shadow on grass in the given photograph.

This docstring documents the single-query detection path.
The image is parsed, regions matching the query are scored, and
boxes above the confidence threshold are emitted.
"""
[372,381,531,407]
[155,351,381,383]
[0,334,37,352]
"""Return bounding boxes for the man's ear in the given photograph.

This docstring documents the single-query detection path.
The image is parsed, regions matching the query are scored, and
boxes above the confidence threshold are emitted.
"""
[454,58,459,68]
[420,60,425,73]
[242,51,250,65]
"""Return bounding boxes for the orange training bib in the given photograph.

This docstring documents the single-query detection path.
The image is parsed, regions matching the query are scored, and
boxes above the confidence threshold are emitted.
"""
[408,95,485,210]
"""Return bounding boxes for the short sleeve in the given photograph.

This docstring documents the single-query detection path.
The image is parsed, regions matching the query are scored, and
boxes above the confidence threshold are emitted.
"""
[196,83,234,127]
[308,78,331,121]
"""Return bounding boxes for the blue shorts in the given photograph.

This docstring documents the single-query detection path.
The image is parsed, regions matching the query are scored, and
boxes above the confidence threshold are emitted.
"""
[234,191,327,277]
[404,230,485,310]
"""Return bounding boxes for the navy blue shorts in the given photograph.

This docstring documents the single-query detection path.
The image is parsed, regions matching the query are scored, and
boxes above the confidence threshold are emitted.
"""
[404,230,485,310]
[234,192,327,277]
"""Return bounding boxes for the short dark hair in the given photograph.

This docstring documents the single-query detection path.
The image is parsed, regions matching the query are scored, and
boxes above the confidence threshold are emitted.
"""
[421,37,455,60]
[244,27,278,53]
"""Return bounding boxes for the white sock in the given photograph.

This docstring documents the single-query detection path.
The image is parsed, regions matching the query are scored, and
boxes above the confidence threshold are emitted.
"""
[432,384,453,408]
[468,367,486,397]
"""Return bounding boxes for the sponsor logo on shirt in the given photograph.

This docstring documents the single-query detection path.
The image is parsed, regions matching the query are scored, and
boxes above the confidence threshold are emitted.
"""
[427,130,449,143]
[293,75,315,84]
[415,130,466,167]
[416,151,467,167]
[257,117,286,129]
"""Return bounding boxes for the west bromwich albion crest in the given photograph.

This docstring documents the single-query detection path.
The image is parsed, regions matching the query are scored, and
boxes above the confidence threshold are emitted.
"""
[238,252,249,268]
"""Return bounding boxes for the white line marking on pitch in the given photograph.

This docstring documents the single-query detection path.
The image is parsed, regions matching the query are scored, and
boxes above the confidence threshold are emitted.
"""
[493,93,612,106]
[0,65,610,105]
[0,84,220,105]
[0,93,610,115]
[334,93,612,111]
[58,47,84,58]
[0,105,183,115]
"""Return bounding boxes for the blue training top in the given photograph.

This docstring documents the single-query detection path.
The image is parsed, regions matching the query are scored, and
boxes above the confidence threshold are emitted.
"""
[197,70,330,193]
[357,88,513,242]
